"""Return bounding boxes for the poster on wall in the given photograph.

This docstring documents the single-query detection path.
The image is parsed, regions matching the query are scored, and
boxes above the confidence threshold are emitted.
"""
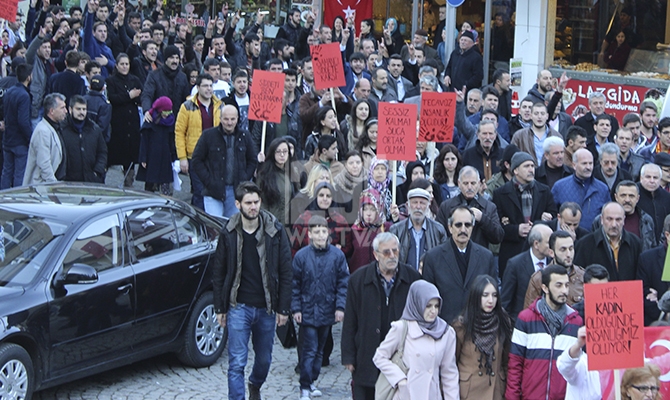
[510,58,522,87]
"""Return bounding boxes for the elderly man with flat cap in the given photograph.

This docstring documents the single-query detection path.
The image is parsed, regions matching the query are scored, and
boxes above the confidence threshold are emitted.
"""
[655,152,670,192]
[389,187,447,271]
[493,151,557,278]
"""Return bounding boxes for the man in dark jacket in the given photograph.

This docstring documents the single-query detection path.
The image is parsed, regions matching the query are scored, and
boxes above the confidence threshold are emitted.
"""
[574,202,642,281]
[212,181,292,400]
[637,214,670,325]
[276,8,302,46]
[49,50,86,106]
[61,95,107,183]
[84,75,112,142]
[574,91,619,140]
[637,163,670,240]
[341,232,422,400]
[131,40,160,85]
[535,136,573,189]
[444,30,482,92]
[141,45,190,119]
[461,120,505,182]
[191,105,257,218]
[1,64,33,189]
[437,166,504,249]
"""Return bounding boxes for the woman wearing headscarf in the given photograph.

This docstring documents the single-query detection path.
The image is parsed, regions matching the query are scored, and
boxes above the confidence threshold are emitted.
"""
[453,274,512,399]
[383,17,405,57]
[137,96,177,195]
[349,188,392,273]
[368,157,393,222]
[373,280,459,400]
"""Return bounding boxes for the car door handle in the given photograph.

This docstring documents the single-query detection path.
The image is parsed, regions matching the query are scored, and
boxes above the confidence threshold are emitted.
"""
[188,263,201,274]
[117,283,133,294]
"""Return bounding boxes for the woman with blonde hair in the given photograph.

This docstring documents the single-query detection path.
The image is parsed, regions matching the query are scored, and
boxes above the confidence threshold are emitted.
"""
[621,364,662,400]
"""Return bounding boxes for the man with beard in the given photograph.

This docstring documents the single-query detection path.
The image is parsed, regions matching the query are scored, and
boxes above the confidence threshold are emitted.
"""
[437,166,504,248]
[523,231,585,309]
[552,149,610,229]
[460,118,506,181]
[61,95,107,183]
[386,55,413,103]
[24,93,68,185]
[212,181,292,400]
[592,142,632,195]
[638,100,658,147]
[141,45,190,120]
[506,265,582,400]
[494,152,557,277]
[276,7,302,46]
[591,180,656,252]
[389,188,447,271]
[422,206,497,322]
[368,68,396,107]
[615,127,645,180]
[574,202,642,281]
[511,102,562,164]
[342,52,371,96]
[527,69,553,104]
[535,136,573,189]
[493,68,512,120]
[640,117,670,163]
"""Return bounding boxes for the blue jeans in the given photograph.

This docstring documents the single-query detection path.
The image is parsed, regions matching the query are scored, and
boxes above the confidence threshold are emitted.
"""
[223,185,238,218]
[298,324,330,390]
[1,145,28,189]
[188,159,204,210]
[227,304,276,400]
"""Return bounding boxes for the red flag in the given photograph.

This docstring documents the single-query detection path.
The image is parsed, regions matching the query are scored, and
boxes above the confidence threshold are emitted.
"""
[323,0,373,29]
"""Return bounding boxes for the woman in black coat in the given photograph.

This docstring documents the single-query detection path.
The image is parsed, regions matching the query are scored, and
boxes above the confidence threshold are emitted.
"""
[137,96,177,195]
[106,53,143,186]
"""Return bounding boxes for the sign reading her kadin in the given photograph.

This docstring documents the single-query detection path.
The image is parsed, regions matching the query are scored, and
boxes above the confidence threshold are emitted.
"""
[377,102,417,162]
[584,280,644,371]
[310,43,346,90]
[249,70,285,123]
[419,92,456,142]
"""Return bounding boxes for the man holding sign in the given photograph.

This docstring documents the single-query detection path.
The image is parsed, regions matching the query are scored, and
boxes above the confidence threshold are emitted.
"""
[506,265,582,400]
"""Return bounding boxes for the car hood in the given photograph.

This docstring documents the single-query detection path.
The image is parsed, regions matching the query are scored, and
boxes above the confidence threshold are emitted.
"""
[0,286,25,300]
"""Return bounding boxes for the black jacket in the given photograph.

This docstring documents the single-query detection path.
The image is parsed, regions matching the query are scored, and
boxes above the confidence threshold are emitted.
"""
[501,250,536,321]
[461,139,504,181]
[636,245,670,325]
[84,91,112,143]
[445,45,483,91]
[574,228,642,281]
[191,125,257,201]
[48,69,86,106]
[535,161,574,189]
[131,53,160,84]
[341,261,422,387]
[105,71,143,167]
[436,194,504,248]
[493,180,557,278]
[140,65,190,117]
[61,116,107,183]
[593,165,631,198]
[637,184,670,240]
[574,112,619,141]
[212,210,293,316]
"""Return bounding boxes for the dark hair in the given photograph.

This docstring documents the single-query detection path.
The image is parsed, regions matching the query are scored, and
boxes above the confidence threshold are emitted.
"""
[140,40,158,52]
[183,63,199,82]
[140,28,152,36]
[85,60,101,74]
[308,215,329,229]
[314,106,335,132]
[64,49,81,68]
[318,135,338,155]
[9,41,26,59]
[243,33,260,44]
[69,6,82,15]
[343,150,362,162]
[257,137,300,208]
[481,108,499,120]
[481,85,500,99]
[541,264,569,287]
[193,34,205,43]
[549,230,573,251]
[151,23,165,34]
[361,18,374,33]
[234,181,262,202]
[350,99,371,124]
[594,113,611,125]
[583,264,610,283]
[203,57,220,70]
[232,69,248,82]
[350,52,365,62]
[559,201,582,216]
[356,118,378,151]
[622,112,641,126]
[521,95,540,105]
[284,68,298,78]
[565,125,588,145]
[16,64,33,83]
[69,94,87,108]
[659,117,670,132]
[97,1,110,11]
[266,58,283,70]
[614,179,638,194]
[458,274,512,343]
[195,73,213,87]
[274,38,289,53]
[128,11,141,21]
[220,61,232,70]
[433,144,462,185]
[389,54,403,62]
[492,68,509,83]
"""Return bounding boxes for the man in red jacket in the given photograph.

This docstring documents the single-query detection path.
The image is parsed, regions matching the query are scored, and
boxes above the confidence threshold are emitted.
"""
[506,264,583,399]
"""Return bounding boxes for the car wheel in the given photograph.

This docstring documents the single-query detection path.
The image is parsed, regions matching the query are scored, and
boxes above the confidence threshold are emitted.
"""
[0,343,34,400]
[178,291,227,367]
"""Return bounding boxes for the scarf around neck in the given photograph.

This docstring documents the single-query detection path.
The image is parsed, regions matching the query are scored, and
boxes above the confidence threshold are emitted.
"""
[401,280,448,340]
[473,311,499,379]
[537,296,568,337]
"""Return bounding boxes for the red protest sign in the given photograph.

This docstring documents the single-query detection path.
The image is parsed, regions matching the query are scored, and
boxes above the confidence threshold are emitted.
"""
[419,92,456,142]
[377,102,417,162]
[584,280,644,371]
[310,43,346,90]
[0,0,19,21]
[249,70,285,123]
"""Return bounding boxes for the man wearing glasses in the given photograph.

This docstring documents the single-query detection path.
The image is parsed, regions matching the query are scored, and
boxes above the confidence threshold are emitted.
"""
[341,232,421,400]
[422,206,497,323]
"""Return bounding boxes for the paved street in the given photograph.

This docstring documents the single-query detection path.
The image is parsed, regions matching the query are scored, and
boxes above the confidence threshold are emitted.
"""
[35,167,354,399]
[35,324,353,399]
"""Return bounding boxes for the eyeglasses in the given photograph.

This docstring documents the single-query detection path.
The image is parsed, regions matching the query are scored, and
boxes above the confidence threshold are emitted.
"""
[631,385,660,394]
[275,149,289,155]
[452,222,473,228]
[376,248,399,257]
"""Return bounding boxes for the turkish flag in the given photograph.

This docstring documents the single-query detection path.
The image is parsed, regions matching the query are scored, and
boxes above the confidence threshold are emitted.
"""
[323,0,373,30]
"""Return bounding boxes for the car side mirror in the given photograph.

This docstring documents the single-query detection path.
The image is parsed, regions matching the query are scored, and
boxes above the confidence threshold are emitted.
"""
[62,264,99,285]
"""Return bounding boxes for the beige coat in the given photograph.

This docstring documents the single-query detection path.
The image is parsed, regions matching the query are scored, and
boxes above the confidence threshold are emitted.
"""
[373,320,459,400]
[23,119,63,185]
[453,320,509,400]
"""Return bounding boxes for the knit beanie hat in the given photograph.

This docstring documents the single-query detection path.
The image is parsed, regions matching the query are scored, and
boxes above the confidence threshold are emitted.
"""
[461,29,476,42]
[510,152,535,172]
[163,45,180,60]
[150,96,173,114]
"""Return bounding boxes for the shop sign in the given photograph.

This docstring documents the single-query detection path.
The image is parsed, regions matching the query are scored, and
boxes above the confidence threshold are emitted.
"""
[563,79,648,121]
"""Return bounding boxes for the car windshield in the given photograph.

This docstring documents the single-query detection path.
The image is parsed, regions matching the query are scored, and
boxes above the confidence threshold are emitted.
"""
[0,210,67,287]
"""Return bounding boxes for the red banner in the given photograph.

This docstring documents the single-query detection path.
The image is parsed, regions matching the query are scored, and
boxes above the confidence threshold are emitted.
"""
[310,43,346,90]
[377,102,417,162]
[419,92,456,142]
[562,79,648,123]
[0,0,18,22]
[584,281,644,371]
[644,327,670,399]
[249,70,285,123]
[323,0,373,30]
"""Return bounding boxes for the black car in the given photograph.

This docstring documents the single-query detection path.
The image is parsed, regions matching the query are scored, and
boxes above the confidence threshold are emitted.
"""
[0,183,227,399]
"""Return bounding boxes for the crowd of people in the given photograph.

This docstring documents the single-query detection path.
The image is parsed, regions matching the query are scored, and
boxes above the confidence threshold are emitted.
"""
[1,1,669,399]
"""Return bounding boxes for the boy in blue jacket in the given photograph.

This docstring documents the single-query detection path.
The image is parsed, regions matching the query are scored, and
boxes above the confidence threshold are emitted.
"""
[292,215,349,400]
